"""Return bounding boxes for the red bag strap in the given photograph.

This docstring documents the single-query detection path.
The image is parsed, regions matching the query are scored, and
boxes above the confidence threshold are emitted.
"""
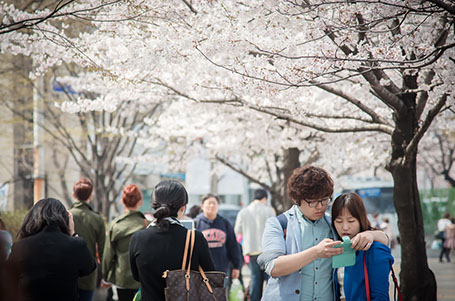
[364,252,370,301]
[391,266,403,301]
[364,251,403,301]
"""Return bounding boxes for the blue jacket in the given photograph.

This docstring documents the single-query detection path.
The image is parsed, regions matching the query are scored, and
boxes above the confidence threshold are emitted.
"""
[258,206,339,301]
[195,213,241,273]
[336,241,393,300]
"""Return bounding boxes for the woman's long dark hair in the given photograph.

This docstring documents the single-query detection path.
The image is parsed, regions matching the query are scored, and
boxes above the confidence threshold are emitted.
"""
[152,180,188,229]
[17,198,71,239]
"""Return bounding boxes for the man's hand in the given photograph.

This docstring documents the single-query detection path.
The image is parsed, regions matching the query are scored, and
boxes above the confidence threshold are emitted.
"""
[315,238,343,258]
[231,269,240,279]
[351,231,374,251]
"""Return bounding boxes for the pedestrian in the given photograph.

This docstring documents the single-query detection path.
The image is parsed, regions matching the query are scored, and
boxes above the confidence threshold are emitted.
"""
[443,217,455,262]
[187,204,202,219]
[380,217,398,249]
[234,188,275,301]
[371,211,382,230]
[102,184,147,301]
[0,214,13,301]
[437,213,452,263]
[129,180,215,301]
[69,178,106,301]
[0,215,12,261]
[195,194,242,289]
[5,198,96,300]
[259,165,389,301]
[332,192,394,300]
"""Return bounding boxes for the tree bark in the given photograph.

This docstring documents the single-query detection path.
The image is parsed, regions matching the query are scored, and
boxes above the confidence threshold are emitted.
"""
[389,104,436,300]
[281,147,300,210]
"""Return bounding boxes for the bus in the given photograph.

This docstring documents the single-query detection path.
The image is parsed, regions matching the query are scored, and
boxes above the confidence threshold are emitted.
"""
[339,177,399,244]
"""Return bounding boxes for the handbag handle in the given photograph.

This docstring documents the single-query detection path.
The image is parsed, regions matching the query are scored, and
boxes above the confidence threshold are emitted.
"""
[181,229,196,292]
[181,230,192,270]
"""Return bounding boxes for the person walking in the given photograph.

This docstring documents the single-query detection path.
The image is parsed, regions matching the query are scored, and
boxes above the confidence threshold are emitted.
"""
[332,193,394,300]
[258,166,389,301]
[234,188,275,301]
[443,217,455,262]
[5,198,96,301]
[380,217,398,249]
[437,213,452,263]
[129,180,215,301]
[102,184,147,301]
[69,178,106,301]
[195,194,242,289]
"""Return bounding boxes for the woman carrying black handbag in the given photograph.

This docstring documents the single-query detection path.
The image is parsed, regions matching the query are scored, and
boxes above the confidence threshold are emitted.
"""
[129,180,221,301]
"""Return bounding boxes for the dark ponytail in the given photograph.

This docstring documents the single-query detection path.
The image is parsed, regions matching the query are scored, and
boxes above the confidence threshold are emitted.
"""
[152,180,188,229]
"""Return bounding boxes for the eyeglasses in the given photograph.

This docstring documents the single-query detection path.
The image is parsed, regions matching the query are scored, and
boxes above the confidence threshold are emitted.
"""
[304,197,332,208]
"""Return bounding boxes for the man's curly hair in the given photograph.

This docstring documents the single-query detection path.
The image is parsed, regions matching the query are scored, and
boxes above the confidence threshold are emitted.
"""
[287,166,334,206]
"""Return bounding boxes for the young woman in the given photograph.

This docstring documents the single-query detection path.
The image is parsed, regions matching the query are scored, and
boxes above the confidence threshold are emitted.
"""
[332,193,394,301]
[129,180,215,301]
[6,198,96,301]
[102,184,147,301]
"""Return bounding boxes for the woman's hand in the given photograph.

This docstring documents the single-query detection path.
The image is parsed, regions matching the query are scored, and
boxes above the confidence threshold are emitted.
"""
[315,238,343,258]
[67,210,75,236]
[351,231,373,251]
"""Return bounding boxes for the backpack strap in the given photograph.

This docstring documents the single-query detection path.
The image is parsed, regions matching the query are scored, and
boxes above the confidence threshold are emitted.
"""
[276,213,288,239]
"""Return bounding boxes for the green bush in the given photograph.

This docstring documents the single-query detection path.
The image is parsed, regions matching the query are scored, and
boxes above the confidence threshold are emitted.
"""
[1,210,28,241]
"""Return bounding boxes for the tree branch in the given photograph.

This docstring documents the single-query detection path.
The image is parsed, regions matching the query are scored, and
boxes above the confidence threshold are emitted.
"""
[215,155,273,191]
[404,93,448,165]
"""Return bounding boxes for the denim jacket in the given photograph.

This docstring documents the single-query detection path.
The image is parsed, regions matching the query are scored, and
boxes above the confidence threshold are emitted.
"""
[258,206,339,301]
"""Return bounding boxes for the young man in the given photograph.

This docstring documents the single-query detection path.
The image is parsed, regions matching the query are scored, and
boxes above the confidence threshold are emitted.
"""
[235,188,275,301]
[195,194,242,288]
[259,166,388,301]
[69,178,106,301]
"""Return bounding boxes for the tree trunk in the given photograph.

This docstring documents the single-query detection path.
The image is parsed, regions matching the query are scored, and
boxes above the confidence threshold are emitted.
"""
[281,147,300,210]
[391,162,436,300]
[389,101,436,300]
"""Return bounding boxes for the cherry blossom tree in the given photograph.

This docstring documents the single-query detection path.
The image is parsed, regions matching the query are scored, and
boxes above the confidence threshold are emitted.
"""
[182,2,454,299]
[420,111,455,189]
[2,1,455,299]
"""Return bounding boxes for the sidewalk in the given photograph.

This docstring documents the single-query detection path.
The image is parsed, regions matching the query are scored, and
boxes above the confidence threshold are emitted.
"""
[391,257,455,301]
[428,258,455,300]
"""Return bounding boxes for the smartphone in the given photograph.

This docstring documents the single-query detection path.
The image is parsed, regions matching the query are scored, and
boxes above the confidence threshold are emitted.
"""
[181,219,194,230]
[332,236,356,268]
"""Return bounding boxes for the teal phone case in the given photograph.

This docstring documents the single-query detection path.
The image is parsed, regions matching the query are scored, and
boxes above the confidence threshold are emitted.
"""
[332,236,356,268]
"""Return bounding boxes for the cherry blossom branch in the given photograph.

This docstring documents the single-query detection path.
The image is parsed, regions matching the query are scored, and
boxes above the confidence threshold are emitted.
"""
[215,155,273,192]
[426,0,455,14]
[247,104,394,135]
[0,0,122,35]
[311,81,392,126]
[404,93,448,166]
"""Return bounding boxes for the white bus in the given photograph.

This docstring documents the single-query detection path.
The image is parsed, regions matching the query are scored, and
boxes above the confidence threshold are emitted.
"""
[339,178,399,244]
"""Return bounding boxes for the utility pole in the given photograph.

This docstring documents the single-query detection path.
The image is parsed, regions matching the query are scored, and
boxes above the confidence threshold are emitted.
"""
[33,75,45,203]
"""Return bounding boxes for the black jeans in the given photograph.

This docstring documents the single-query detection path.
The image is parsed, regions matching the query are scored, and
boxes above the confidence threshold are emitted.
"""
[439,238,451,262]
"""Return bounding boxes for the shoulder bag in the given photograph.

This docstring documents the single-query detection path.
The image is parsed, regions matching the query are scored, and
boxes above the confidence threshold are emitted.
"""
[162,229,227,300]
